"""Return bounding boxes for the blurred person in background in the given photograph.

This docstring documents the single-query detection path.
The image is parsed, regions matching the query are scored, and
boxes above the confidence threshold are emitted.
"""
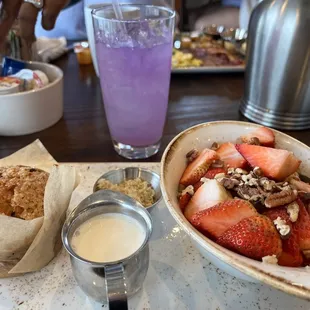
[0,0,259,49]
[186,0,261,31]
[190,0,241,30]
[35,0,174,40]
[0,0,174,49]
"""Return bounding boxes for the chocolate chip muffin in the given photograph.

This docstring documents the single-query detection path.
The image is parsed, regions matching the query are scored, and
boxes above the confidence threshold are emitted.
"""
[0,166,49,220]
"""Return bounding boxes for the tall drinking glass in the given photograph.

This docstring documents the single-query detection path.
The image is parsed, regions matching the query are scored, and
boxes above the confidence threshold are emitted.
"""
[92,5,175,159]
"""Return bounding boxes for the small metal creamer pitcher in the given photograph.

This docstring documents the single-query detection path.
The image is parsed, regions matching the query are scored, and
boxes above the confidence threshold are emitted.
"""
[240,0,310,130]
[62,190,152,309]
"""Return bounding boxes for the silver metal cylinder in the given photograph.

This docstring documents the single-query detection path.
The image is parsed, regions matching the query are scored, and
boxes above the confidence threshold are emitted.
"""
[240,0,310,130]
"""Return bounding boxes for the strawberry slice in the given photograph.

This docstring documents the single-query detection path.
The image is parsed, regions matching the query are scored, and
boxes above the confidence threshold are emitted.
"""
[179,192,192,211]
[263,207,303,267]
[178,186,194,211]
[205,167,226,179]
[193,167,226,192]
[264,201,310,265]
[193,180,203,192]
[191,199,258,239]
[263,207,291,224]
[241,127,275,147]
[217,142,247,169]
[294,199,310,251]
[180,149,219,186]
[236,144,301,181]
[184,179,232,223]
[277,231,303,267]
[217,215,282,260]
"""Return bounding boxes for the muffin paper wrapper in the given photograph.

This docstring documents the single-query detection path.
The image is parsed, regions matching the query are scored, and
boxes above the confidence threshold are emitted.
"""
[0,140,79,277]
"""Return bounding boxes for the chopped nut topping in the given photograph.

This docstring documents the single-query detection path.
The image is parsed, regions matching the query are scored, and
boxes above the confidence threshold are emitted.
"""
[186,149,199,162]
[237,185,263,203]
[211,159,225,168]
[200,177,210,183]
[259,178,275,191]
[241,174,250,182]
[262,255,278,265]
[273,217,291,238]
[181,185,195,196]
[253,167,263,177]
[248,137,261,145]
[287,202,299,222]
[265,190,298,208]
[220,178,238,189]
[211,142,219,151]
[227,168,235,175]
[214,173,226,181]
[285,173,300,182]
[213,165,300,207]
[235,168,248,175]
[248,178,259,187]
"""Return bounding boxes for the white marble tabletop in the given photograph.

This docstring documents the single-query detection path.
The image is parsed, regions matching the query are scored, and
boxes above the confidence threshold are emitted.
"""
[0,163,310,310]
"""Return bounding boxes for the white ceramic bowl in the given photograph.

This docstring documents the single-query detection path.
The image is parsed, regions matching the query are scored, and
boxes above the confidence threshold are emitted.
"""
[161,120,310,300]
[0,61,63,136]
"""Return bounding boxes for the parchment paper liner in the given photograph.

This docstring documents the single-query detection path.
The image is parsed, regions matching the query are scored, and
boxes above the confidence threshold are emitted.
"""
[0,140,78,277]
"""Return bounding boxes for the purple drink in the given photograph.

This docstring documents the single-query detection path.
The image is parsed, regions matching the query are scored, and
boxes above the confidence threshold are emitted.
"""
[93,5,175,159]
[96,42,172,146]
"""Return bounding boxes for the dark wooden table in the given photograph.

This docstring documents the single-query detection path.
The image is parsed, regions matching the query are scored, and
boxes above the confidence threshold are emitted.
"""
[1,52,309,162]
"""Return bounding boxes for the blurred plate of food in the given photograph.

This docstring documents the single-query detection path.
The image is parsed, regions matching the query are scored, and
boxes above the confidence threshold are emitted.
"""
[172,25,247,74]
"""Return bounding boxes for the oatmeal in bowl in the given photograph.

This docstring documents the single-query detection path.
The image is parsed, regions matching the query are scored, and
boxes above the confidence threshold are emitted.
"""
[160,121,310,300]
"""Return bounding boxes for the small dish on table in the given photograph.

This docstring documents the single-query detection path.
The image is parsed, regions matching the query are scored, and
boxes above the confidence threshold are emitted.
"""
[93,167,162,212]
[0,61,63,136]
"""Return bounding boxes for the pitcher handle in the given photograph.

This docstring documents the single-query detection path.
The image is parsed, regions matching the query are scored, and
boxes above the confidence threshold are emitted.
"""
[105,263,128,310]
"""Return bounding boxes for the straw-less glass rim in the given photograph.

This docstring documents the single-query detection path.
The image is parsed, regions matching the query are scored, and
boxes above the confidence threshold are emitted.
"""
[91,4,176,23]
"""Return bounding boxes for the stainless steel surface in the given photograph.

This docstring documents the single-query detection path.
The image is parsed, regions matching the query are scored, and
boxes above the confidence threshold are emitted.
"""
[105,264,128,310]
[62,190,152,305]
[93,167,162,211]
[240,0,310,130]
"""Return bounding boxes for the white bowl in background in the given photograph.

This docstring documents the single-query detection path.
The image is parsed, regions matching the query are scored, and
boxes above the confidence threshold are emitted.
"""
[0,61,63,136]
[161,120,310,300]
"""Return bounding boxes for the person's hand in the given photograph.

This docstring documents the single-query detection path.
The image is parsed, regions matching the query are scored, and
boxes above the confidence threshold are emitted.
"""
[0,0,70,48]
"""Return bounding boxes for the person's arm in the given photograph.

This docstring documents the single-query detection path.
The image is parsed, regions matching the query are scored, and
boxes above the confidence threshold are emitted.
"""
[0,0,72,50]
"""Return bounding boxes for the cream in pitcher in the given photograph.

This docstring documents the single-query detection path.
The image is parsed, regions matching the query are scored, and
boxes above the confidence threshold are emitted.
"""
[71,213,146,262]
[62,190,152,305]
